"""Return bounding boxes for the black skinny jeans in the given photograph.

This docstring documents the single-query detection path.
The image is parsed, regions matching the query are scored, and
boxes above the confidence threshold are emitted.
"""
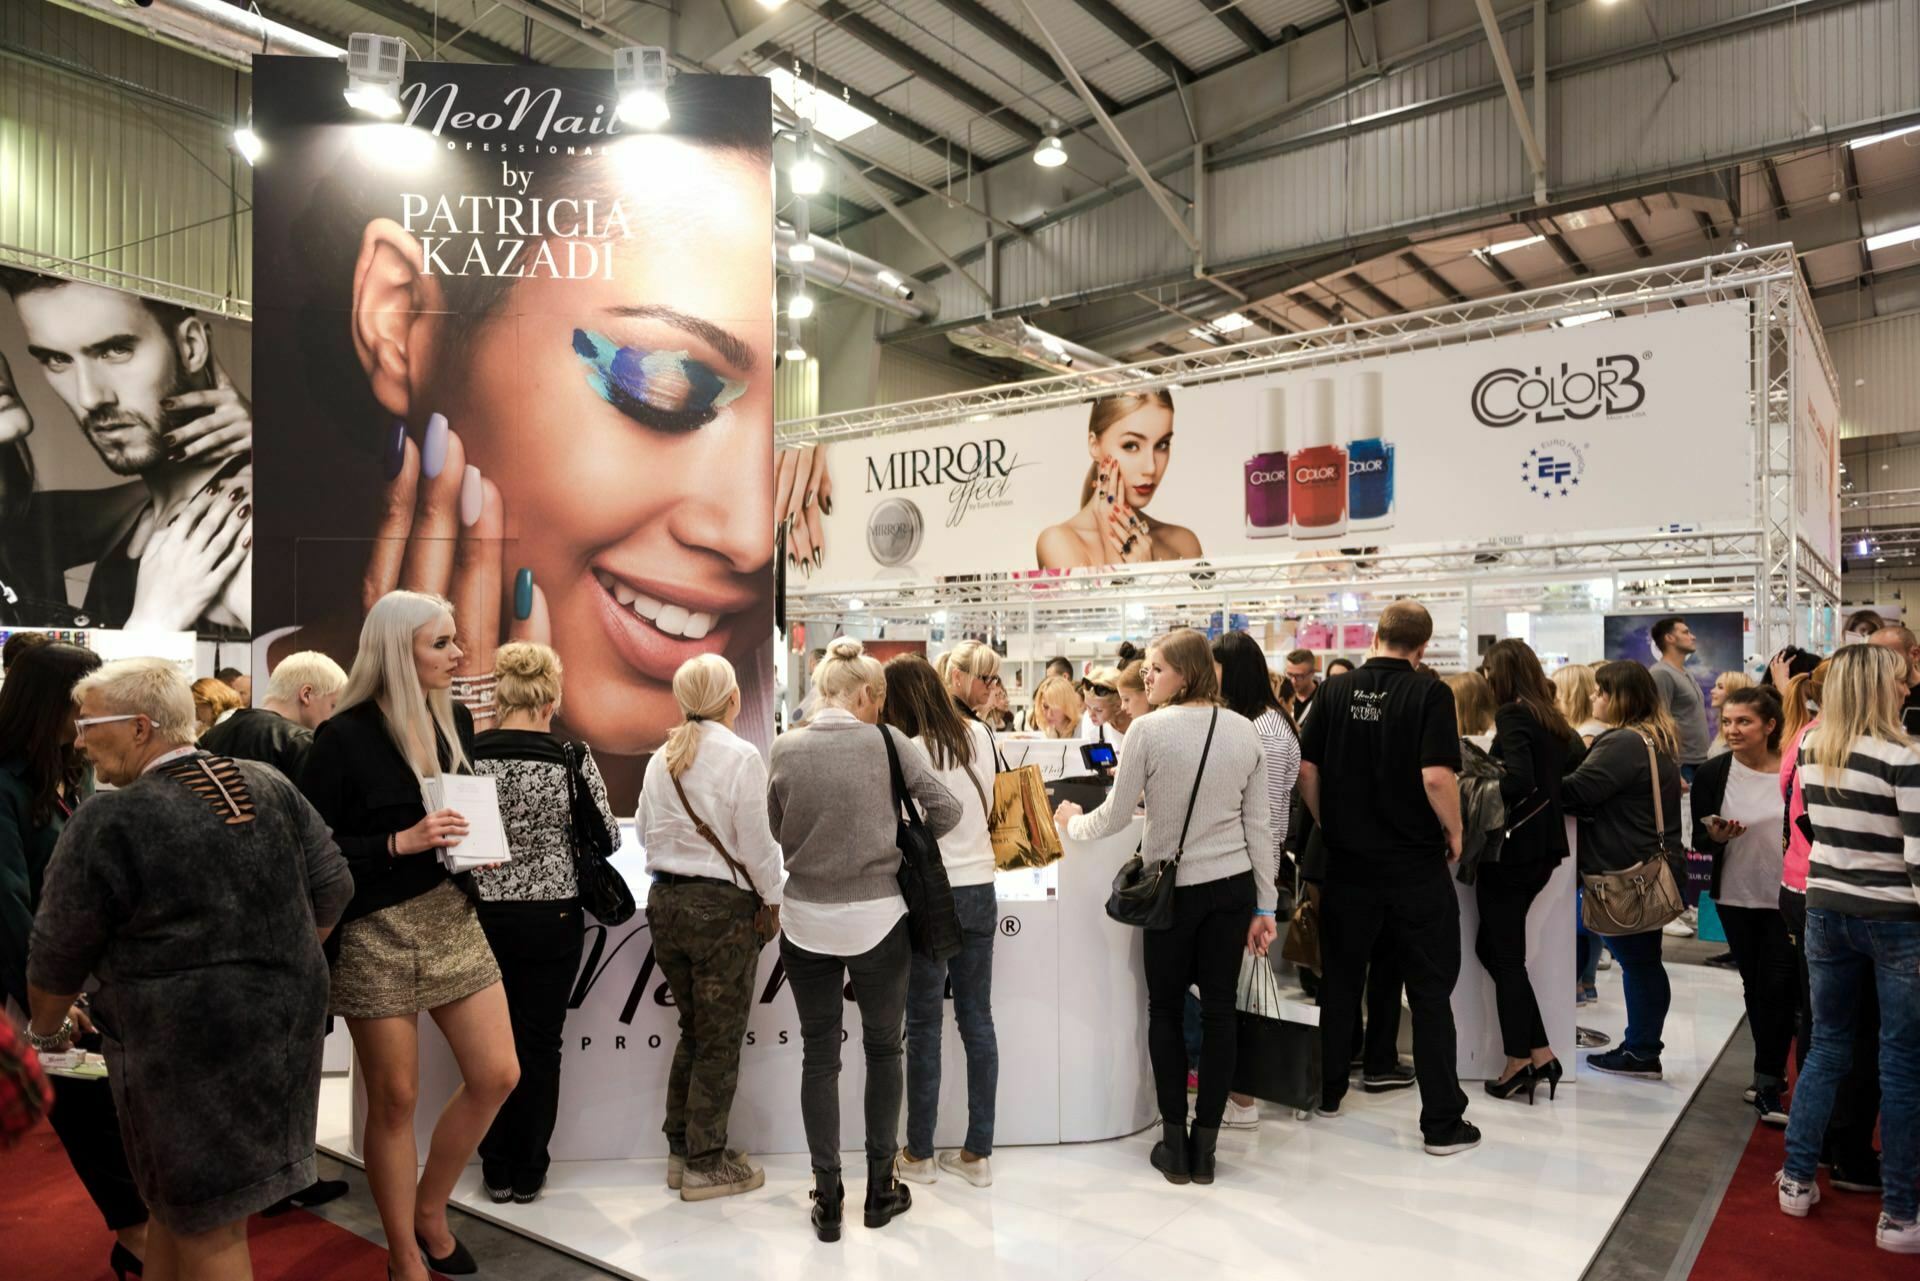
[781,915,911,1174]
[476,899,585,1190]
[1716,902,1800,1088]
[1320,856,1467,1135]
[1145,871,1255,1131]
[1474,858,1557,1061]
[1779,887,1880,1167]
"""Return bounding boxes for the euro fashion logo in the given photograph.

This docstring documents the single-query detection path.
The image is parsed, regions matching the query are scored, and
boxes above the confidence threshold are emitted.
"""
[1470,354,1647,428]
[1519,440,1588,501]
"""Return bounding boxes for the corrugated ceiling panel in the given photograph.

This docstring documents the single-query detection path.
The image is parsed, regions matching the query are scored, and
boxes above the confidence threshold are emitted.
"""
[0,4,249,311]
[871,78,1033,161]
[859,0,1081,131]
[1239,0,1343,37]
[972,0,1172,103]
[1832,312,1920,440]
[999,179,1191,302]
[1109,0,1255,72]
[1553,0,1772,63]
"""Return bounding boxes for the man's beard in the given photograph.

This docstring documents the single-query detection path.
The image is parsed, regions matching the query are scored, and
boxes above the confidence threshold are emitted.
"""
[79,359,198,477]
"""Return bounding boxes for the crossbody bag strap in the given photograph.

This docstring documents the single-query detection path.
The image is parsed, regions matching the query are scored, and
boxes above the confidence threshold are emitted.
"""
[958,755,991,821]
[982,720,1010,774]
[879,726,924,827]
[560,742,580,853]
[669,770,754,893]
[1171,708,1220,865]
[1638,731,1668,853]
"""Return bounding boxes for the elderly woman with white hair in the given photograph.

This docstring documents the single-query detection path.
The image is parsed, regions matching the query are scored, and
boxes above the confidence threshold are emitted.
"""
[298,590,519,1280]
[26,657,353,1281]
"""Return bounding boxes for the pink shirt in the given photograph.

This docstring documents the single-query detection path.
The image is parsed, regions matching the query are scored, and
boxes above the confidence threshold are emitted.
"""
[1780,720,1814,893]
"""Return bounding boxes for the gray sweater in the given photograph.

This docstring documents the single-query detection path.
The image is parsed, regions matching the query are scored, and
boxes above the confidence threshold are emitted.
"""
[1068,703,1278,911]
[768,711,964,905]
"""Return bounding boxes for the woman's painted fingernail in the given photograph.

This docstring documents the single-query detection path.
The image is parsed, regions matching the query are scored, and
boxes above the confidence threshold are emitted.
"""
[820,495,833,515]
[229,487,245,503]
[242,535,252,549]
[812,549,823,568]
[385,419,407,480]
[237,504,251,520]
[514,568,533,620]
[167,448,185,462]
[422,412,449,478]
[202,481,219,496]
[460,465,483,527]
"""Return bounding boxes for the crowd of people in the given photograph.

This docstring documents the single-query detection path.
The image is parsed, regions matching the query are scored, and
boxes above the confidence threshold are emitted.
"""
[3,597,1917,1278]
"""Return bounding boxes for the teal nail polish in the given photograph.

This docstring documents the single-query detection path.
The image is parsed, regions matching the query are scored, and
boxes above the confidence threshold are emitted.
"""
[514,568,533,620]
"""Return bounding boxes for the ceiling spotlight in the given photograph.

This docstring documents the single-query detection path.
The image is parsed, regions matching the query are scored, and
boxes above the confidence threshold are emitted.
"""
[790,129,825,194]
[1731,226,1749,251]
[790,289,815,320]
[789,241,816,263]
[614,46,671,129]
[344,33,406,118]
[1033,118,1067,169]
[232,123,263,165]
[785,340,808,361]
[759,0,787,8]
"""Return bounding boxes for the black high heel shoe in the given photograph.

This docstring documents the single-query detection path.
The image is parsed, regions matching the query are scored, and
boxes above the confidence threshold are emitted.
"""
[415,1229,477,1276]
[1484,1064,1538,1104]
[110,1242,143,1280]
[1534,1057,1564,1100]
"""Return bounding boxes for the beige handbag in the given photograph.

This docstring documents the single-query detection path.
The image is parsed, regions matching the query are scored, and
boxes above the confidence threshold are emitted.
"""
[1579,731,1686,937]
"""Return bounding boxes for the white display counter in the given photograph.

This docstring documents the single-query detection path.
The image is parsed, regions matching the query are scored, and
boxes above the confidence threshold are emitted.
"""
[1450,820,1579,1081]
[352,821,1154,1160]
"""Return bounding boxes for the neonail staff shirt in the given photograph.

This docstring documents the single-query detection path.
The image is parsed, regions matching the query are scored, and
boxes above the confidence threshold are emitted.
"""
[1298,656,1462,868]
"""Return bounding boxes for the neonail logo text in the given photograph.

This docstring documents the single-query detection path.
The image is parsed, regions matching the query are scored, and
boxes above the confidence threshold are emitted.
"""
[1471,355,1647,428]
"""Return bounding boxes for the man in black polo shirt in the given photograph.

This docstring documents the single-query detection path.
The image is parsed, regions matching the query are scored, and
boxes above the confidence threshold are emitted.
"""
[1298,599,1478,1155]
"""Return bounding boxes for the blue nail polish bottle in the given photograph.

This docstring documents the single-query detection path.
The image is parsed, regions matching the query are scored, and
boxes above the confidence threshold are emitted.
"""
[1346,371,1395,531]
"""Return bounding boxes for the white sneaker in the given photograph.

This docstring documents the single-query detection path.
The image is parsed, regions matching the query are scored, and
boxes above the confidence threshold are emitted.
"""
[1879,1215,1920,1253]
[936,1149,992,1187]
[1663,910,1697,938]
[1221,1098,1262,1130]
[895,1150,938,1185]
[1597,952,1614,970]
[1776,1169,1820,1217]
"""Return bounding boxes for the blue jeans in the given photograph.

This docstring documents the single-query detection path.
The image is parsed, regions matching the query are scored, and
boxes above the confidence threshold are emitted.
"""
[904,883,999,1157]
[1783,909,1920,1223]
[1604,928,1670,1056]
[1576,890,1600,988]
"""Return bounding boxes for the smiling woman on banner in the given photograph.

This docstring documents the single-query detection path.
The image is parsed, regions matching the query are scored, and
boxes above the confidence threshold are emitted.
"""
[252,67,775,810]
[1035,390,1202,569]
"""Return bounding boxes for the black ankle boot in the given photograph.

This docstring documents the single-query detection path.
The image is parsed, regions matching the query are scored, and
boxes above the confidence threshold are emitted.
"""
[1150,1121,1191,1185]
[1188,1123,1220,1185]
[809,1169,844,1243]
[863,1158,912,1229]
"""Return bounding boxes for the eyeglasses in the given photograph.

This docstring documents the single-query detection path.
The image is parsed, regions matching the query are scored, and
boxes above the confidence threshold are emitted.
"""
[74,714,144,732]
[983,675,1004,687]
[1085,682,1115,696]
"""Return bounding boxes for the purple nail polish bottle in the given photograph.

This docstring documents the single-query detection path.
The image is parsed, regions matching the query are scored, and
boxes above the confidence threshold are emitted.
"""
[1245,388,1290,538]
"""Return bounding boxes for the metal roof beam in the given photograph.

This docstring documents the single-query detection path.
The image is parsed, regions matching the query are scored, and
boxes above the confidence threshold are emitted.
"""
[1534,224,1591,276]
[1401,252,1470,304]
[929,0,1125,116]
[1064,0,1198,86]
[1614,210,1653,258]
[1342,272,1405,316]
[1762,157,1792,221]
[758,48,985,177]
[1695,210,1721,243]
[813,1,1043,144]
[1196,0,1276,56]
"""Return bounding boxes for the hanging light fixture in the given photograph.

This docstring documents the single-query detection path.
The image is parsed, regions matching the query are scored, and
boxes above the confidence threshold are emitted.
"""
[790,128,825,194]
[789,286,815,320]
[614,46,671,128]
[344,33,406,118]
[789,199,815,263]
[1033,118,1067,169]
[232,111,263,164]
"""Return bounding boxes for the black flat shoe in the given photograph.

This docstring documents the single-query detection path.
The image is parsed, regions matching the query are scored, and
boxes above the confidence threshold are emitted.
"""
[415,1230,477,1276]
[1484,1065,1537,1104]
[110,1242,143,1280]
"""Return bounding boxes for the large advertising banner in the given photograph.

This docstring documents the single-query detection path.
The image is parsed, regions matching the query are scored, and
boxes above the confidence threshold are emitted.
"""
[0,264,253,634]
[806,303,1753,586]
[250,58,774,809]
[1793,313,1842,573]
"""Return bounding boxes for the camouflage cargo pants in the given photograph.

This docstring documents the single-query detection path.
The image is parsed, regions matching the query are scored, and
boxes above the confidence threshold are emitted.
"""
[650,881,763,1170]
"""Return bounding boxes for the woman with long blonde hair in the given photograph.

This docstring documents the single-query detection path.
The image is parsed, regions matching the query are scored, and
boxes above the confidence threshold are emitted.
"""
[935,640,1001,725]
[638,653,784,1202]
[1030,674,1084,739]
[1561,661,1684,1083]
[299,590,518,1280]
[1552,663,1607,744]
[1779,644,1920,1247]
[469,642,619,1205]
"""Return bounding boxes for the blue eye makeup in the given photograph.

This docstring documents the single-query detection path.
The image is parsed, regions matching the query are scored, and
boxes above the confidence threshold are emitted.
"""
[572,329,747,434]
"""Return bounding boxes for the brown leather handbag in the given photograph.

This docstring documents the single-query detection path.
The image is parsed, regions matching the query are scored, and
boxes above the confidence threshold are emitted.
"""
[1579,731,1686,937]
[668,773,780,945]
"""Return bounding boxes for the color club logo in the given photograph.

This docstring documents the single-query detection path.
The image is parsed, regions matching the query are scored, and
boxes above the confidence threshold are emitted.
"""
[1520,440,1587,501]
[1471,354,1648,428]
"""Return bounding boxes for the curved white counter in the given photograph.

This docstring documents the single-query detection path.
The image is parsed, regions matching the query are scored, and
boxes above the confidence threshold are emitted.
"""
[355,820,1154,1159]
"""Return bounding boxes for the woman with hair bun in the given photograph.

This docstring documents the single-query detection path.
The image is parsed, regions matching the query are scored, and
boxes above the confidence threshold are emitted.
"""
[638,653,785,1203]
[768,639,962,1243]
[469,641,619,1205]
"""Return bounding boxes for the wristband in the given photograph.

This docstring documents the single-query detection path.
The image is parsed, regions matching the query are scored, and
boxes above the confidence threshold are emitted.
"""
[387,832,398,858]
[1254,908,1275,917]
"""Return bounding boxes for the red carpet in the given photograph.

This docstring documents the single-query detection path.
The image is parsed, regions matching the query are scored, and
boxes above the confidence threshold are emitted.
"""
[1688,1120,1907,1279]
[0,1123,390,1280]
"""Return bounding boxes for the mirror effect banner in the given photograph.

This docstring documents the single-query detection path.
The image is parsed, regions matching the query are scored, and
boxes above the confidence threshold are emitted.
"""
[811,303,1754,587]
[250,58,774,810]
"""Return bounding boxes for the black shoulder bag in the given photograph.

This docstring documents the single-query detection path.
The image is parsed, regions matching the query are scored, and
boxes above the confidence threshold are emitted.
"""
[562,741,637,926]
[879,726,963,962]
[1106,708,1219,931]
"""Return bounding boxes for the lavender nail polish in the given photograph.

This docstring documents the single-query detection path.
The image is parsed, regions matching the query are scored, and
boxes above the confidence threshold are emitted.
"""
[460,465,483,527]
[422,412,449,479]
[384,419,407,480]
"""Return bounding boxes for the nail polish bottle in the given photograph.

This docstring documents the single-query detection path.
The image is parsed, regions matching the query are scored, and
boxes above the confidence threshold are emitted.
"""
[1346,370,1395,531]
[1290,378,1347,540]
[1245,388,1290,538]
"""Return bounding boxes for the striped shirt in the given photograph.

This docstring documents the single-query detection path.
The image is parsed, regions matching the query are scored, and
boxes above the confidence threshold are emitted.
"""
[1252,709,1300,881]
[1797,733,1920,921]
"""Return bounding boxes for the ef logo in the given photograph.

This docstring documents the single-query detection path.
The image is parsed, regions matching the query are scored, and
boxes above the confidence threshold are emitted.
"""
[999,916,1021,937]
[1520,441,1585,500]
[1537,456,1574,484]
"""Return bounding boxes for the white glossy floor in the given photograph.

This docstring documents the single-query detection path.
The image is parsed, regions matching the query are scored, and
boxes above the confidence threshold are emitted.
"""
[318,962,1745,1281]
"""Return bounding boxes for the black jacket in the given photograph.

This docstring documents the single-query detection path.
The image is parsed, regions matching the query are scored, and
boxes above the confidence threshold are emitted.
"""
[198,707,314,782]
[1488,703,1584,864]
[298,699,476,925]
[1688,751,1733,900]
[1561,727,1683,878]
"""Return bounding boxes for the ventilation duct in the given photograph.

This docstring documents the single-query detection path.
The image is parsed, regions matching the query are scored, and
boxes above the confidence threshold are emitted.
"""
[947,318,1120,377]
[776,224,936,323]
[50,0,344,65]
